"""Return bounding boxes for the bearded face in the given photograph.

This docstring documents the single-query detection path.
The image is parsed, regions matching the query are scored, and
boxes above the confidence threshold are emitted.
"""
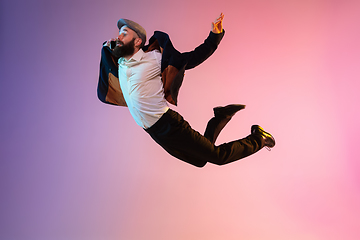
[112,38,136,58]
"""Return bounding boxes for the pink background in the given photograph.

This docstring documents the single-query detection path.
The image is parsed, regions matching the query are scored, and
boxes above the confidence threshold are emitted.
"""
[1,0,360,239]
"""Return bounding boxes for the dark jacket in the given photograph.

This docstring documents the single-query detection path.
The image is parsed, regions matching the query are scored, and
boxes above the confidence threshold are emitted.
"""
[97,30,224,106]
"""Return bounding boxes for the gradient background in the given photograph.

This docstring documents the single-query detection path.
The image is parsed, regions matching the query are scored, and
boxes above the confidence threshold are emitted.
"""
[1,0,360,239]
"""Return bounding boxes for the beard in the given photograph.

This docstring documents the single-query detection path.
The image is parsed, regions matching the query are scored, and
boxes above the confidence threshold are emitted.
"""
[112,38,136,58]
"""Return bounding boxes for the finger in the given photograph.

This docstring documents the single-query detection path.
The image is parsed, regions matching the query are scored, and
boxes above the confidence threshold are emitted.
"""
[215,16,224,23]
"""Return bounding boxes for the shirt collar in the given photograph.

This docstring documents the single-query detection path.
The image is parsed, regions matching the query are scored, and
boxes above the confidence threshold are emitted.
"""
[130,49,144,62]
[119,49,144,64]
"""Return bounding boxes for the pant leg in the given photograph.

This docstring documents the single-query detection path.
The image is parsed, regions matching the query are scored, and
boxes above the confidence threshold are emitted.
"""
[204,115,232,144]
[145,109,264,167]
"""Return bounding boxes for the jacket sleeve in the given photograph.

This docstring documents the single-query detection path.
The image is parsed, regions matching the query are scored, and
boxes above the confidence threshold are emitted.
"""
[97,46,127,107]
[182,30,225,70]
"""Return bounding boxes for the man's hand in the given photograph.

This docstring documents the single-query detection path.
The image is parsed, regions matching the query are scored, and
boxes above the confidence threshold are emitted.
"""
[211,13,224,34]
[103,38,118,48]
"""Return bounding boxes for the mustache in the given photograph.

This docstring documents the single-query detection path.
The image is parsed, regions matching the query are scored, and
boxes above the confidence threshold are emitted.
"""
[111,40,124,49]
[116,40,124,46]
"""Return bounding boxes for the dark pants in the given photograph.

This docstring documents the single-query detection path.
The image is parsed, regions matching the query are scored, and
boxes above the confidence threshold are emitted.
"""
[145,109,264,167]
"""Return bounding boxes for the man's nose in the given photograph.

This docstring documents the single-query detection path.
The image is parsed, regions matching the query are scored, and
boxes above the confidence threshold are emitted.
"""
[117,33,124,41]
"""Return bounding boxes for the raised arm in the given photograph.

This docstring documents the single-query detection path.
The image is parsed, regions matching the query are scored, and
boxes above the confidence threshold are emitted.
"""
[183,13,225,70]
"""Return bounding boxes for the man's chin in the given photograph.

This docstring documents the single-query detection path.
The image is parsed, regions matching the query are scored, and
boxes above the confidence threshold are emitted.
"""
[112,47,132,58]
[111,39,135,58]
[111,49,122,58]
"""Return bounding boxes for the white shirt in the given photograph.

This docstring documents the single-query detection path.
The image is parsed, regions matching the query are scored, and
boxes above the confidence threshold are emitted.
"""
[118,49,169,129]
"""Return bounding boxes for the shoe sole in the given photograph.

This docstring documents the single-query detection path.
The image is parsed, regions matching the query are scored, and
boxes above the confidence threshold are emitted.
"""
[213,104,246,117]
[251,125,276,149]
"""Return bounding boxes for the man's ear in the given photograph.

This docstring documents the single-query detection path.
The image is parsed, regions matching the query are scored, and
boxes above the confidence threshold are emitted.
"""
[135,38,142,47]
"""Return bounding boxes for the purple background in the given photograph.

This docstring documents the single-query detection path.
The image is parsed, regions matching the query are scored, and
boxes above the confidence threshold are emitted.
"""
[1,0,360,239]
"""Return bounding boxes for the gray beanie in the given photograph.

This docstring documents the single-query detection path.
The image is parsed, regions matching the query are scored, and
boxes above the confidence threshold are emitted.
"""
[117,19,147,46]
